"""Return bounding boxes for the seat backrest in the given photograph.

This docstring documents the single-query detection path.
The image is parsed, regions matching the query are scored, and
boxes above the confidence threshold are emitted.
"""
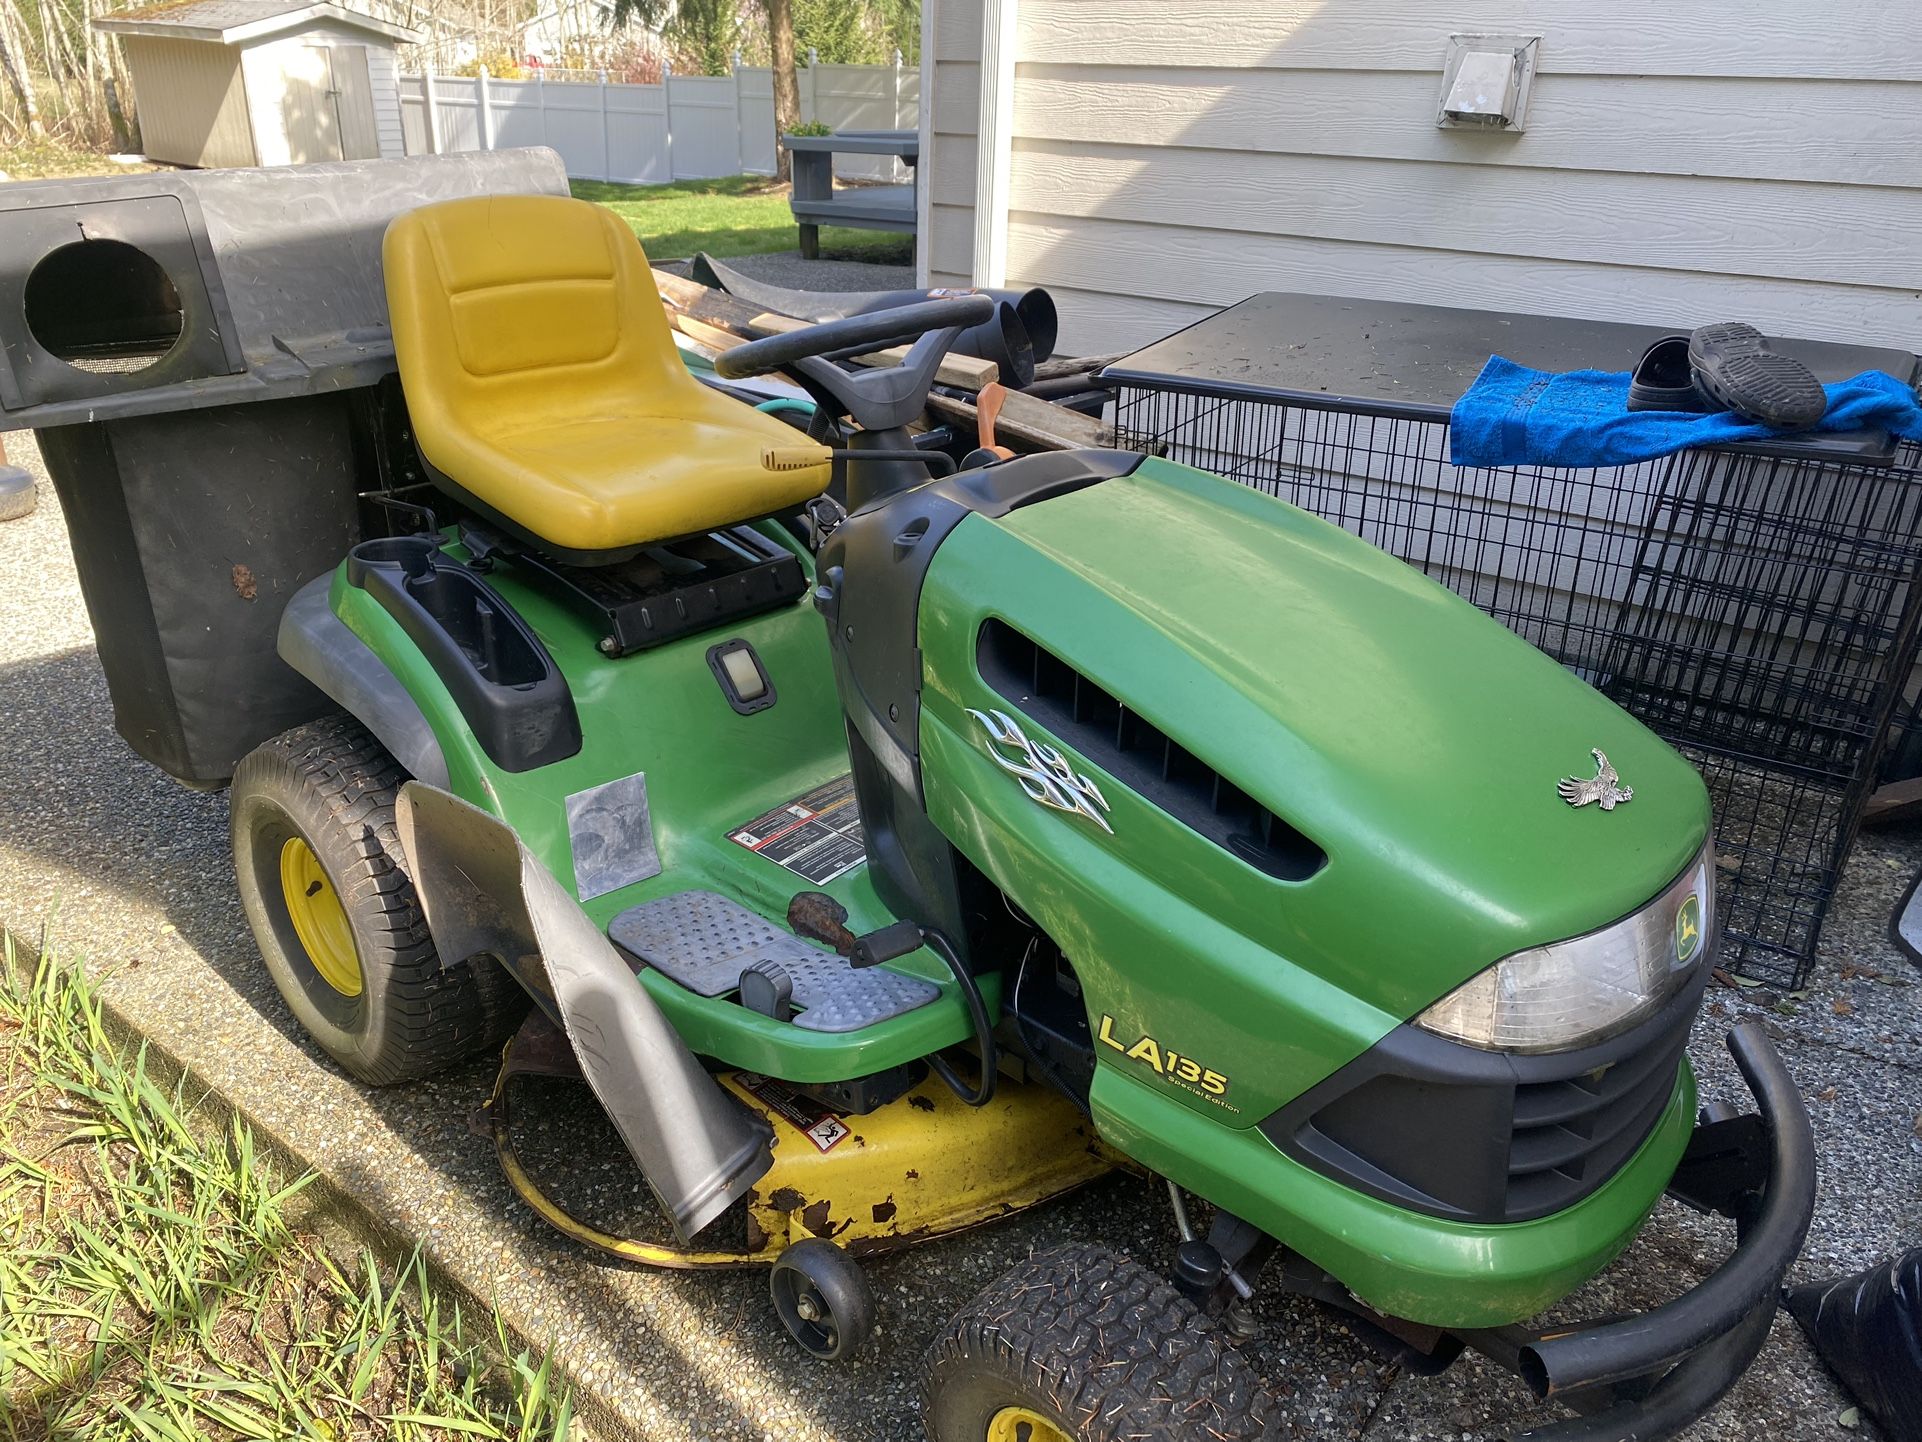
[383,194,690,447]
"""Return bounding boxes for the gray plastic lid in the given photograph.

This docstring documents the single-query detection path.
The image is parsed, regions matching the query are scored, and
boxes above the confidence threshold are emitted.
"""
[0,147,570,429]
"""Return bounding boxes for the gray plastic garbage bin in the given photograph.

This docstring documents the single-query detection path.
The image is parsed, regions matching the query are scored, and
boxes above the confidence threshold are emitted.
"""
[0,148,569,786]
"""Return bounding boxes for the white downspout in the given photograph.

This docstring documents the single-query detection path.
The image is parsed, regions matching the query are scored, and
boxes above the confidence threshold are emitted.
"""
[914,0,935,285]
[972,0,1018,288]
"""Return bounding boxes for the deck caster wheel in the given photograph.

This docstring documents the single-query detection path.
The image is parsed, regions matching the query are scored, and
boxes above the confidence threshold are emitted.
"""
[770,1238,873,1361]
[921,1243,1283,1442]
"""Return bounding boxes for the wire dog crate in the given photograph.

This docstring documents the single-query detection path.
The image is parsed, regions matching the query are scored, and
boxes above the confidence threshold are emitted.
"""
[1107,295,1922,990]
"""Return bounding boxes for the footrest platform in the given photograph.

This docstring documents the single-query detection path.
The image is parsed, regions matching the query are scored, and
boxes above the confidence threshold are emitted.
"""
[608,890,939,1033]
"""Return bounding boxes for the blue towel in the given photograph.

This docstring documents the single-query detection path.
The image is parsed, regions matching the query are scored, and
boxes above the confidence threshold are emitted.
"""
[1449,357,1922,469]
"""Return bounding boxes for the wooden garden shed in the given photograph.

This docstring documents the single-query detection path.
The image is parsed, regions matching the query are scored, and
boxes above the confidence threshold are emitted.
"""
[95,0,418,169]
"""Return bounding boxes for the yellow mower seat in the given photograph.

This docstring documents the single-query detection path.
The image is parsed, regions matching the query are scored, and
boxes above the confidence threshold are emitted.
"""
[382,194,829,557]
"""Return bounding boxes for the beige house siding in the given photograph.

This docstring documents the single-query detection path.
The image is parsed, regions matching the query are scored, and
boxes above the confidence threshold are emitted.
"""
[925,0,1922,356]
[925,0,981,288]
[122,35,256,168]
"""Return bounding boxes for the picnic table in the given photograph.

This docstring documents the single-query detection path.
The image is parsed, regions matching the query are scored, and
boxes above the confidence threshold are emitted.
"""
[781,129,917,258]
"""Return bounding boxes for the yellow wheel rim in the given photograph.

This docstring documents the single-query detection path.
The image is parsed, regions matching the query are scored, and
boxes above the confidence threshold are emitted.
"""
[279,837,362,998]
[986,1407,1073,1442]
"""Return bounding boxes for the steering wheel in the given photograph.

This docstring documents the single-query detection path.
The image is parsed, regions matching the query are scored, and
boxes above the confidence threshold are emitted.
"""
[715,295,995,433]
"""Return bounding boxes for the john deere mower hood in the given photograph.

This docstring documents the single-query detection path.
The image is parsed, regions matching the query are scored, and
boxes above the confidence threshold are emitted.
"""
[916,456,1712,1035]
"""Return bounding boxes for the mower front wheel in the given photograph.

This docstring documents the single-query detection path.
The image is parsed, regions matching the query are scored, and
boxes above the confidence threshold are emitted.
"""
[921,1243,1283,1442]
[770,1238,874,1361]
[231,716,526,1086]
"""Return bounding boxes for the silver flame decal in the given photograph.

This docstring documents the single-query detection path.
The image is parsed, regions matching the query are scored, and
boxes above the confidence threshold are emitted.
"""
[966,707,1114,834]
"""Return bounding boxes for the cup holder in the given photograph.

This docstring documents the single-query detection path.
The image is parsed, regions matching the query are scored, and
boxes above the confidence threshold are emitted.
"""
[345,536,581,771]
[347,534,440,579]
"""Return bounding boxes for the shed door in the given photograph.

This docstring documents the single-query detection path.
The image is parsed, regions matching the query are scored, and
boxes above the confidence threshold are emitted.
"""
[330,46,381,160]
[282,45,381,163]
[283,46,343,162]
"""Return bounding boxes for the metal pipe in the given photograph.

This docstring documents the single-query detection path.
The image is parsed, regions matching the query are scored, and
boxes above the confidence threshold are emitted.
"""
[1167,1179,1197,1242]
[1021,375,1112,401]
[1508,1290,1776,1442]
[1518,1022,1814,1398]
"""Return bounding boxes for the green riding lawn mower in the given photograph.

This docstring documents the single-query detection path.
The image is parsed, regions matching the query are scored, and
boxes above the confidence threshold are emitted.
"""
[3,154,1813,1442]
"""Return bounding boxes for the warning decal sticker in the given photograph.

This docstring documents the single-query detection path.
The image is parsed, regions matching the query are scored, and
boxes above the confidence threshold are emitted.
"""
[734,1072,852,1153]
[726,774,866,885]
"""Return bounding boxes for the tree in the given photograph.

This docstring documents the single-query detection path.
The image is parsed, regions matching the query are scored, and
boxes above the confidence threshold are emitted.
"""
[677,3,739,75]
[792,0,913,65]
[763,0,798,180]
[793,0,871,64]
[607,0,802,179]
[0,0,46,138]
[615,0,737,76]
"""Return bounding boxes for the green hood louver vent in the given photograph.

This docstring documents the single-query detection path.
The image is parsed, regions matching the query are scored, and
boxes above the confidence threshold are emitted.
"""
[976,619,1326,882]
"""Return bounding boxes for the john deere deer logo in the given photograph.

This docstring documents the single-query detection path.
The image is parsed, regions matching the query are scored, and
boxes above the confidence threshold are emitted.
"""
[1675,893,1703,964]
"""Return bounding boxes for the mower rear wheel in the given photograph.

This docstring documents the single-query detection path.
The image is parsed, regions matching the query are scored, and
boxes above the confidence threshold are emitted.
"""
[231,716,526,1086]
[920,1243,1283,1442]
[770,1238,874,1361]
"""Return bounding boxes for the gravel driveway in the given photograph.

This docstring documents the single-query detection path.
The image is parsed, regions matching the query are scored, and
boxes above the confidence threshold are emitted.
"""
[1,432,1915,1442]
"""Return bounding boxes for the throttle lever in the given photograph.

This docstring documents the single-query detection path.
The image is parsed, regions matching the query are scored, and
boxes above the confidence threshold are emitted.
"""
[847,921,925,970]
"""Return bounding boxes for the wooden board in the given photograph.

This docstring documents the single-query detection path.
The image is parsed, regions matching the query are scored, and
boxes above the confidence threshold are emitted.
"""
[655,269,998,390]
[654,268,786,330]
[1033,350,1129,381]
[926,386,1141,454]
[671,313,752,354]
[1862,776,1922,827]
[658,266,1135,453]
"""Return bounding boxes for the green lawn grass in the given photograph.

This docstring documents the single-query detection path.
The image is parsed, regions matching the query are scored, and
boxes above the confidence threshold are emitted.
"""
[0,141,155,179]
[0,933,573,1441]
[571,174,912,265]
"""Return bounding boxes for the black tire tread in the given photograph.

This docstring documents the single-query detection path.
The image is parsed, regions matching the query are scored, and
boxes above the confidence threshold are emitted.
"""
[920,1242,1291,1442]
[232,716,525,1085]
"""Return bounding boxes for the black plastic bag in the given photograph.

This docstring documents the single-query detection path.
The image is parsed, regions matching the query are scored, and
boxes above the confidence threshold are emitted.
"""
[1785,1249,1922,1442]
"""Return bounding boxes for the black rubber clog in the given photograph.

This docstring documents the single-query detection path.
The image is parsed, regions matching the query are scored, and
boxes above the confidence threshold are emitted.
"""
[1627,335,1708,413]
[1688,322,1828,431]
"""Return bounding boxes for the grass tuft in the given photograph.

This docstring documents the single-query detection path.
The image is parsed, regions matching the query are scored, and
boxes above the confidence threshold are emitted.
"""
[0,931,573,1442]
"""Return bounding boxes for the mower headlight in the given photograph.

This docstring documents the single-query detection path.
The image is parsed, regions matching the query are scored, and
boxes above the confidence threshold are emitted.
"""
[1414,843,1715,1054]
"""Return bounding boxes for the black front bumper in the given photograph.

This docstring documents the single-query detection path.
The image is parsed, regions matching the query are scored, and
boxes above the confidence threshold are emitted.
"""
[1461,1020,1817,1442]
[1260,965,1710,1225]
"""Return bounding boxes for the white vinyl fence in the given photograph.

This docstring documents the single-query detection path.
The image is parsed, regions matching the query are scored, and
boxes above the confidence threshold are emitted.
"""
[399,53,919,186]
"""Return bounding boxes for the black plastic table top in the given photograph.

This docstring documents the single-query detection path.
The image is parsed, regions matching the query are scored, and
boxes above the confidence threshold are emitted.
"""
[1103,292,1920,464]
[780,130,918,159]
